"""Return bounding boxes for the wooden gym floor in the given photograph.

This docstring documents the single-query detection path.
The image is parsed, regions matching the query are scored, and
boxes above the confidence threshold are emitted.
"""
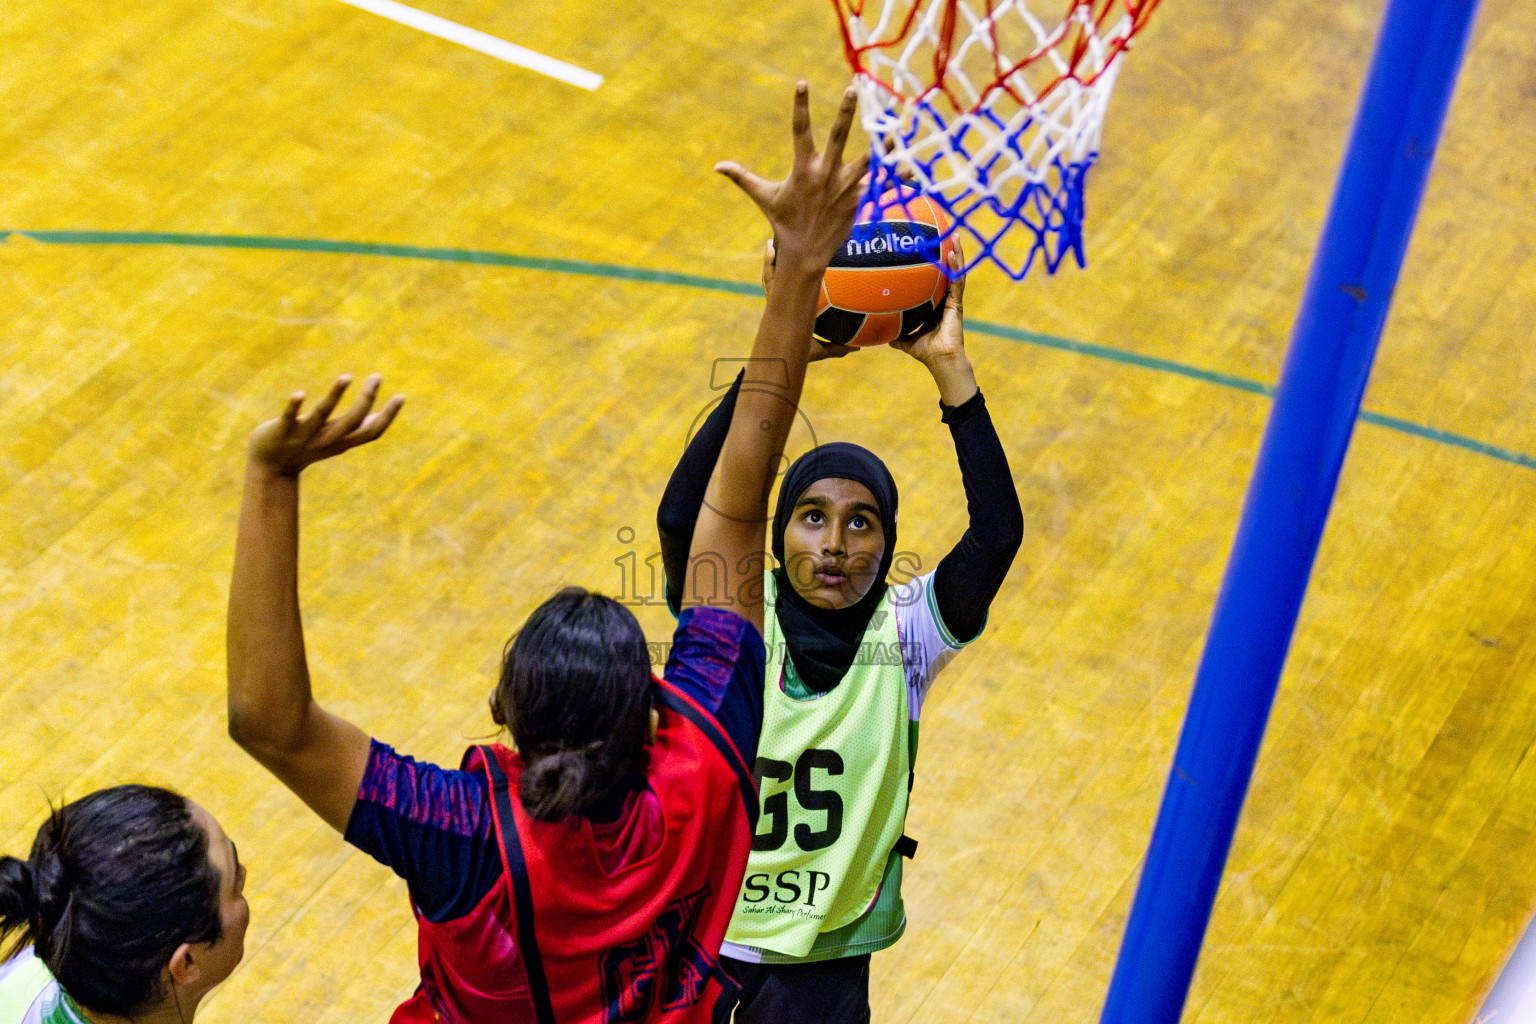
[2,0,1534,1020]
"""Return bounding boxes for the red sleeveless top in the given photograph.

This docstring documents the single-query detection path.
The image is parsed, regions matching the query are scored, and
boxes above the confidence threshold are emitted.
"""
[391,676,756,1024]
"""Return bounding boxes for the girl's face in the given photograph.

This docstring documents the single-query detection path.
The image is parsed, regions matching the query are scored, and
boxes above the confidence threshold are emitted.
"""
[186,803,250,994]
[782,477,886,610]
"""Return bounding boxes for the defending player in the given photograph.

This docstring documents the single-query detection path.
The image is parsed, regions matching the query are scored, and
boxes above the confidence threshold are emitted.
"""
[656,246,1024,1022]
[225,81,868,1023]
[0,786,249,1024]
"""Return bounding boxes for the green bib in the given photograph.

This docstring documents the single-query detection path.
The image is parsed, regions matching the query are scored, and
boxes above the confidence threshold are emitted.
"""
[726,574,911,958]
[0,949,89,1024]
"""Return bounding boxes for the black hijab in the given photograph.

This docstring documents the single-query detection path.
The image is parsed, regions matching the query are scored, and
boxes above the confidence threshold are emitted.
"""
[771,443,899,692]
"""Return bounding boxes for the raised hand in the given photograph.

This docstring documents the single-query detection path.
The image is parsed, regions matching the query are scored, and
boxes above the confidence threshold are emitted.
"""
[248,373,404,477]
[716,82,870,274]
[891,245,978,406]
[760,237,855,362]
[892,244,967,367]
[228,373,398,835]
[685,82,867,632]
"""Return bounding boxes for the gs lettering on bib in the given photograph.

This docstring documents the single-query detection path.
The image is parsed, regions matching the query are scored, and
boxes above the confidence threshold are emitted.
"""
[726,574,911,958]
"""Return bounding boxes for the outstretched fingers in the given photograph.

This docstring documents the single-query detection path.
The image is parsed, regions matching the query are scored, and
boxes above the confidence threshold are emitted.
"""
[822,85,859,172]
[714,161,776,213]
[790,81,814,167]
[718,80,873,268]
[837,150,871,204]
[331,373,383,438]
[280,392,305,434]
[303,375,352,439]
[249,374,403,475]
[320,374,402,454]
[352,393,405,446]
[946,242,967,312]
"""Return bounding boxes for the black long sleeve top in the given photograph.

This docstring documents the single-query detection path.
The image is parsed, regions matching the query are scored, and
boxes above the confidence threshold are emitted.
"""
[657,372,1023,643]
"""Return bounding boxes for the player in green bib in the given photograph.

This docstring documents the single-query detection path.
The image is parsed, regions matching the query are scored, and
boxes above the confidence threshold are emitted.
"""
[657,248,1024,1022]
[0,786,248,1024]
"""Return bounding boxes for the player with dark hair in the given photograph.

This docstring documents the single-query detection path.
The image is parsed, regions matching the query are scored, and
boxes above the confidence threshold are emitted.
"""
[656,246,1024,1022]
[225,81,869,1024]
[490,586,661,823]
[0,785,248,1023]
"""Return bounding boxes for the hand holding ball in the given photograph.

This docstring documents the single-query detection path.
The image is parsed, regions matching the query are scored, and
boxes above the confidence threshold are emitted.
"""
[812,187,955,348]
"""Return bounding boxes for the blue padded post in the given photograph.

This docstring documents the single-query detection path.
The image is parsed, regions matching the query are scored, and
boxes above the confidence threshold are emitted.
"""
[1099,1,1484,1021]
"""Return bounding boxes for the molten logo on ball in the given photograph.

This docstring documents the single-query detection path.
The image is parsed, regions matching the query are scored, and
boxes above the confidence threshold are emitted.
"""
[840,224,935,262]
[815,191,954,348]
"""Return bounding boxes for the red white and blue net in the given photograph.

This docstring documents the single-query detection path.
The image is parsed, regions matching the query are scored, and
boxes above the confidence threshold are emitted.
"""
[835,0,1161,278]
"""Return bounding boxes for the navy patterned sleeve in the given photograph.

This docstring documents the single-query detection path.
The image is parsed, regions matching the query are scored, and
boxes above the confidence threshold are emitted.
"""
[662,606,766,767]
[344,740,504,924]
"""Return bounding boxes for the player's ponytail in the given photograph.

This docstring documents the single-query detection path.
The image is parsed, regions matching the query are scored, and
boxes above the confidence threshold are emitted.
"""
[1,787,223,1016]
[520,746,601,821]
[497,587,654,822]
[0,855,38,958]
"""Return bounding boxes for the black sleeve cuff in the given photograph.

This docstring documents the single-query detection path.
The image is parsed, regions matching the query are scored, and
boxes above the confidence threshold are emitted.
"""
[940,388,986,424]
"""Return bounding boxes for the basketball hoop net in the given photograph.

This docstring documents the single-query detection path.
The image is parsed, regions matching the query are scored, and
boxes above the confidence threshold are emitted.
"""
[835,0,1161,278]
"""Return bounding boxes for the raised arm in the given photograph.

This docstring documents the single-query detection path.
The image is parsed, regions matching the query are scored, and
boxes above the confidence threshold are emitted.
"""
[658,239,856,614]
[656,369,742,614]
[684,82,868,634]
[892,251,1024,642]
[226,374,404,833]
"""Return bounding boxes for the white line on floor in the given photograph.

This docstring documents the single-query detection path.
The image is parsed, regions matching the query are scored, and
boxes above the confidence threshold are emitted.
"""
[333,0,602,90]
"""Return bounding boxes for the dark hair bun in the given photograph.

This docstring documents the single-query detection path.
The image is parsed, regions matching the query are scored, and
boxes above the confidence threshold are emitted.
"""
[499,589,654,823]
[30,814,78,936]
[520,749,599,822]
[4,786,223,1016]
[0,856,38,929]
